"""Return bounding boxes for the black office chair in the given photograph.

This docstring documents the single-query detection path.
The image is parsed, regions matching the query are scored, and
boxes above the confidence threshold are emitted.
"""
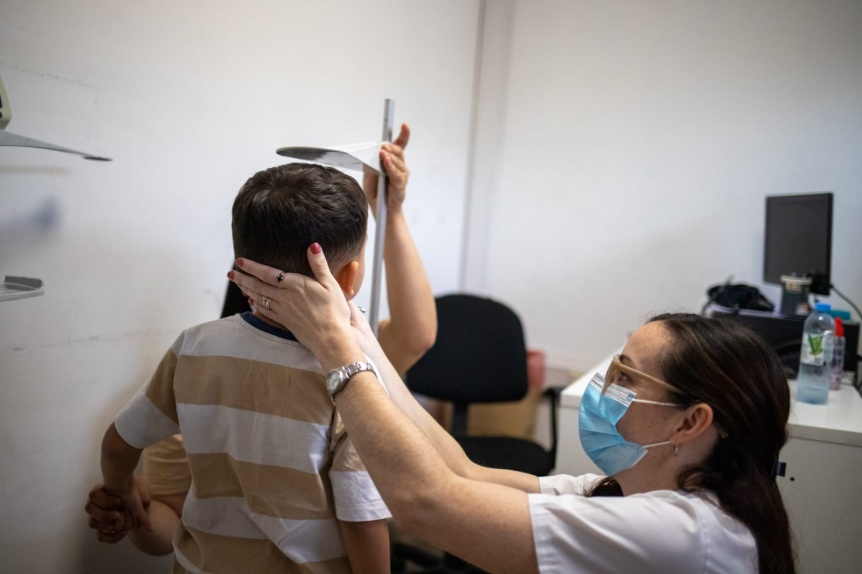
[391,294,561,573]
[407,293,560,475]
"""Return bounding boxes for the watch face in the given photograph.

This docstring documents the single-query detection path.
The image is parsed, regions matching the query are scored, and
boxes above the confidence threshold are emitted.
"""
[326,369,345,394]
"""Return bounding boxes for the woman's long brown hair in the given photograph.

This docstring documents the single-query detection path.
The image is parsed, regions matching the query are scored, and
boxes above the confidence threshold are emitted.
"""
[588,313,795,573]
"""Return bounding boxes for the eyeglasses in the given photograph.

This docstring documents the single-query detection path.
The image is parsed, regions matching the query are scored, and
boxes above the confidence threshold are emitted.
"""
[603,354,684,396]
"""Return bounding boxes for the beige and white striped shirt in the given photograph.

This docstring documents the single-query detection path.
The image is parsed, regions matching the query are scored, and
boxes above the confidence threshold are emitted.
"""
[115,313,389,573]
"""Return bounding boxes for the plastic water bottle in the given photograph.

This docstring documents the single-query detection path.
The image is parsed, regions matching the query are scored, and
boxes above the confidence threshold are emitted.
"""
[797,302,835,404]
[831,317,845,391]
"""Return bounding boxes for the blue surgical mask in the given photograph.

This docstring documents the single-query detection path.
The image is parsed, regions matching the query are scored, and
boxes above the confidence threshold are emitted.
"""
[579,373,677,476]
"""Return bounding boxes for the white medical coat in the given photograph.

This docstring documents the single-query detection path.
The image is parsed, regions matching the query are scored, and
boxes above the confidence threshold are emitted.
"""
[529,474,758,573]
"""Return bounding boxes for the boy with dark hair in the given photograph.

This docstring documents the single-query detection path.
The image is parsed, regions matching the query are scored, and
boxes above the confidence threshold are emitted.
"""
[232,163,368,280]
[98,163,389,573]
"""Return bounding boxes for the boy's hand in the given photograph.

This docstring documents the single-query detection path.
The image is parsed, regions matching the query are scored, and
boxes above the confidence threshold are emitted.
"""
[88,476,153,541]
[364,123,410,216]
[105,478,152,534]
[86,482,127,543]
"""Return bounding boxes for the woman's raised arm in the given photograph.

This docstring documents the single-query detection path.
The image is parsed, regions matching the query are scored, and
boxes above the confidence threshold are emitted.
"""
[230,247,539,573]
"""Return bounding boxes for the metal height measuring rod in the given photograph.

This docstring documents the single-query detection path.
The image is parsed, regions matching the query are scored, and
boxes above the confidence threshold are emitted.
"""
[368,99,394,337]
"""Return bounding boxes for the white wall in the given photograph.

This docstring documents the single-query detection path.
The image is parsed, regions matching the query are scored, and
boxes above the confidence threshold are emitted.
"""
[0,1,480,572]
[466,0,862,373]
[3,0,862,571]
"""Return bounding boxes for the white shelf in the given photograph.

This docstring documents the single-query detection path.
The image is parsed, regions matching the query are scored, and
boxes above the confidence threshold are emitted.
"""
[1,276,44,302]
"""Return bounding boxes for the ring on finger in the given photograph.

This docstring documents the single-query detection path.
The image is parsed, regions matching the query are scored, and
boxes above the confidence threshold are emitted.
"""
[262,296,272,310]
[276,272,285,286]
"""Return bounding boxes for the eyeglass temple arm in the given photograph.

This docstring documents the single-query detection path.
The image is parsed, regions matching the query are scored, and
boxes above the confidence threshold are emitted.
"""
[609,356,684,395]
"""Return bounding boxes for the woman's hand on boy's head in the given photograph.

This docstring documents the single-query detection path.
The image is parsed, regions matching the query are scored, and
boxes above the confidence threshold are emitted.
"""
[230,248,359,367]
[364,123,410,215]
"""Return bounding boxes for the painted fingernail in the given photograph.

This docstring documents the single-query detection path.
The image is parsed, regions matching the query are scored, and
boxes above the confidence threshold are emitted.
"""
[310,243,322,254]
[236,258,245,268]
[227,271,235,280]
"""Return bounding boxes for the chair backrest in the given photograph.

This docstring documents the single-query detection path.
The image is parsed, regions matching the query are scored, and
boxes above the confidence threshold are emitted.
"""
[405,294,529,405]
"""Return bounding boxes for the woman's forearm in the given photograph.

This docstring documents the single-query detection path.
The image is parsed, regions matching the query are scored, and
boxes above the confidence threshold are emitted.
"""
[226,252,539,572]
[333,368,538,574]
[376,209,437,373]
[362,332,540,493]
[364,335,474,476]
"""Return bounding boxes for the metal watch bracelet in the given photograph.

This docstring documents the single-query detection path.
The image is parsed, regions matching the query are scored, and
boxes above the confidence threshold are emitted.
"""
[326,360,376,401]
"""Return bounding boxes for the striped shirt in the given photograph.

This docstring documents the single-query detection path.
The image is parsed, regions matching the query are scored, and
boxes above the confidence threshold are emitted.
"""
[114,313,390,573]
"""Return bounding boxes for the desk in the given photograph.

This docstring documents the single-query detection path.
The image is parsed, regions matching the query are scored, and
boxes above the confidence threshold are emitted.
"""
[556,354,862,574]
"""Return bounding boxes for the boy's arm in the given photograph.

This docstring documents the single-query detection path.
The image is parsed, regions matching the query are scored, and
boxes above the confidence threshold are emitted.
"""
[131,434,188,552]
[100,423,151,531]
[126,495,182,555]
[338,519,390,574]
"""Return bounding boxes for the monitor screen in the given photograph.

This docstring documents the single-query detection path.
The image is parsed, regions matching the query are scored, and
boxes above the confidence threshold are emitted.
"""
[763,193,833,296]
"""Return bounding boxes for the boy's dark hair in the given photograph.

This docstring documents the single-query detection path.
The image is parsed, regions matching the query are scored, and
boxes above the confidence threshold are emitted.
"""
[232,163,368,277]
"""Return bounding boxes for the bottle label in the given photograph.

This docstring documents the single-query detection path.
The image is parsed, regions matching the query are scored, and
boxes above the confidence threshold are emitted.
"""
[801,333,833,366]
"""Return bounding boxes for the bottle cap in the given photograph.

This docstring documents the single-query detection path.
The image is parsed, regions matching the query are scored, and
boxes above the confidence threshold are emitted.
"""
[814,302,831,313]
[835,317,844,337]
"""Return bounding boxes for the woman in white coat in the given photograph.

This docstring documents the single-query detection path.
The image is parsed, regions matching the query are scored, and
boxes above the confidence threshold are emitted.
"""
[229,245,795,574]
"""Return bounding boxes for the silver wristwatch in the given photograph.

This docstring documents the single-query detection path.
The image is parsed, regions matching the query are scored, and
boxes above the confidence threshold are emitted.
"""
[325,361,375,401]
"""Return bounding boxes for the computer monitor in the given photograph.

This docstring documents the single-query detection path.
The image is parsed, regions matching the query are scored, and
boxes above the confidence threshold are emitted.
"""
[763,192,833,296]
